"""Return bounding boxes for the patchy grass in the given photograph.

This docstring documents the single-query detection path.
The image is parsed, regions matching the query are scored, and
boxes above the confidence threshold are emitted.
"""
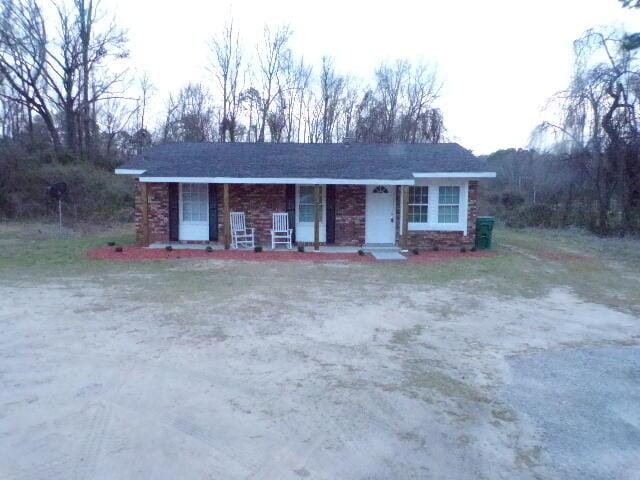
[376,227,640,313]
[0,221,134,274]
[1,221,639,314]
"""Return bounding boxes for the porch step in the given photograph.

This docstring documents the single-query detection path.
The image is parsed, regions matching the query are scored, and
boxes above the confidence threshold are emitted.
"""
[362,244,398,252]
[369,250,407,261]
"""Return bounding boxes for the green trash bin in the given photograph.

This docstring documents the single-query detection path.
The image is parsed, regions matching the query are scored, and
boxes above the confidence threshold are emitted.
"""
[475,216,495,250]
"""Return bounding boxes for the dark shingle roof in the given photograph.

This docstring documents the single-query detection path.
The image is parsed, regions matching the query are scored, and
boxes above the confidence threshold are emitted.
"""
[119,142,490,180]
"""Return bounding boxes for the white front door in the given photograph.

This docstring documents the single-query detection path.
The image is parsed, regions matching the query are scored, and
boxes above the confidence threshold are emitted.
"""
[179,183,209,241]
[295,185,326,243]
[365,185,396,244]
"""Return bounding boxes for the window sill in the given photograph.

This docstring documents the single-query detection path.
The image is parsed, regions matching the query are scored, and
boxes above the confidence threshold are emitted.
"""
[408,223,466,233]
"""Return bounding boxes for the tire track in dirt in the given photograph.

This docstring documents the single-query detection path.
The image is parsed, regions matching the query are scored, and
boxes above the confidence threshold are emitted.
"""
[73,402,112,480]
[105,400,259,477]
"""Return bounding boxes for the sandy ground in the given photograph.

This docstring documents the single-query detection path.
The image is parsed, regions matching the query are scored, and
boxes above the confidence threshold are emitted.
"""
[1,257,639,479]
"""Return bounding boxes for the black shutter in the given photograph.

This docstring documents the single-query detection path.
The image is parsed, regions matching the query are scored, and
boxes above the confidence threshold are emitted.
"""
[208,184,218,241]
[285,184,296,243]
[168,183,179,241]
[326,185,336,244]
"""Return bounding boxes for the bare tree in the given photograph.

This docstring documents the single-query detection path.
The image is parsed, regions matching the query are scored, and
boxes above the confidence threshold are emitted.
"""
[278,53,310,142]
[255,25,291,142]
[398,62,442,143]
[0,0,127,159]
[162,83,216,143]
[136,71,153,131]
[319,56,345,143]
[0,0,62,153]
[375,59,409,143]
[210,18,243,142]
[538,28,640,233]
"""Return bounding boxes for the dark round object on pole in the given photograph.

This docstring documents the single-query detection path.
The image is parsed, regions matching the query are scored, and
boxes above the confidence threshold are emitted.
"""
[47,182,67,200]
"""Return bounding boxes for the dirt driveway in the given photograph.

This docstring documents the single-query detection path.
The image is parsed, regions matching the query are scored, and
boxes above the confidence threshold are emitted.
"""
[1,225,639,479]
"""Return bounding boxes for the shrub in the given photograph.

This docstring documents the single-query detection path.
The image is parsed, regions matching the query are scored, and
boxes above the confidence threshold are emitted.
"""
[460,246,467,253]
[503,203,562,228]
[357,249,365,256]
[412,248,420,255]
[501,191,526,210]
[165,245,173,252]
[254,246,263,253]
[297,245,305,253]
[114,246,123,252]
[0,141,135,221]
[107,241,116,246]
[205,245,213,252]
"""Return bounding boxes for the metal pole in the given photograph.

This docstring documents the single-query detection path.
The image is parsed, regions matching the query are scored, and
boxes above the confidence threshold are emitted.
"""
[58,199,62,235]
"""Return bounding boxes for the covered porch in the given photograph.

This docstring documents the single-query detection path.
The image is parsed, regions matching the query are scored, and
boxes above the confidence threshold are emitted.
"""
[136,181,414,251]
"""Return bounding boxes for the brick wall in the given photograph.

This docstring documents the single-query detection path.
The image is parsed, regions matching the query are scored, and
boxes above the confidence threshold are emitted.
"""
[134,180,170,244]
[217,184,287,246]
[335,185,365,246]
[401,180,479,250]
[133,180,479,249]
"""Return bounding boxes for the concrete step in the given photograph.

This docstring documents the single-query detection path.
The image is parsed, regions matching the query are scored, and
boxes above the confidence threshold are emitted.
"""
[370,250,407,261]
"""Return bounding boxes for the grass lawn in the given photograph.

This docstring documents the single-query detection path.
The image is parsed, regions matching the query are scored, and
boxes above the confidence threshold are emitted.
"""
[2,221,637,314]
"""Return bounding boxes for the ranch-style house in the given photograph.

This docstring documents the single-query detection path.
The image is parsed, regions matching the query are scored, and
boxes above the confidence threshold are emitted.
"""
[115,142,496,250]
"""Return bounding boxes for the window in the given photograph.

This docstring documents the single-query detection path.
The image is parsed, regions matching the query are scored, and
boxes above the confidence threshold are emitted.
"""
[438,186,460,223]
[298,186,322,223]
[181,184,208,222]
[408,186,429,224]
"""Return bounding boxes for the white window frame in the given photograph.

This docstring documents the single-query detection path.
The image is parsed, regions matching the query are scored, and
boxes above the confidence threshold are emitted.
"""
[297,185,325,224]
[437,186,461,224]
[407,185,429,224]
[179,183,209,223]
[407,180,469,235]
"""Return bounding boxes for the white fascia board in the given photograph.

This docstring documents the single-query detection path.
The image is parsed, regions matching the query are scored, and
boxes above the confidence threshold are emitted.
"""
[115,168,146,175]
[138,177,415,185]
[412,172,496,178]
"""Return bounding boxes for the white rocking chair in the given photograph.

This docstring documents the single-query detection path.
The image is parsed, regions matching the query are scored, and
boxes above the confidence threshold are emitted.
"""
[270,212,293,249]
[230,212,255,249]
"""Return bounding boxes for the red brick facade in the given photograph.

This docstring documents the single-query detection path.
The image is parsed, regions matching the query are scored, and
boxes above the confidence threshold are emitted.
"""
[217,184,287,246]
[134,181,170,244]
[335,185,366,246]
[133,180,479,249]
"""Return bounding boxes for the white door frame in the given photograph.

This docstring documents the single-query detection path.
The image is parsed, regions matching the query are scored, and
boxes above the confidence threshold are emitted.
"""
[178,183,210,241]
[365,185,397,244]
[295,185,326,243]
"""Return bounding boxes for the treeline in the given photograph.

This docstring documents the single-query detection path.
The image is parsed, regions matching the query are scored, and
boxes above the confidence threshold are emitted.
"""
[483,29,640,235]
[0,0,137,219]
[0,0,445,220]
[161,24,444,145]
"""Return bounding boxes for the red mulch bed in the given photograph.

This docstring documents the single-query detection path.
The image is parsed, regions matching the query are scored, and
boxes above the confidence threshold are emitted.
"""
[87,246,375,263]
[406,250,496,263]
[87,245,497,264]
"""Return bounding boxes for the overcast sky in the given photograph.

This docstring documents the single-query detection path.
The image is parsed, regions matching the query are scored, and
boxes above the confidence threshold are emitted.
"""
[106,0,640,154]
